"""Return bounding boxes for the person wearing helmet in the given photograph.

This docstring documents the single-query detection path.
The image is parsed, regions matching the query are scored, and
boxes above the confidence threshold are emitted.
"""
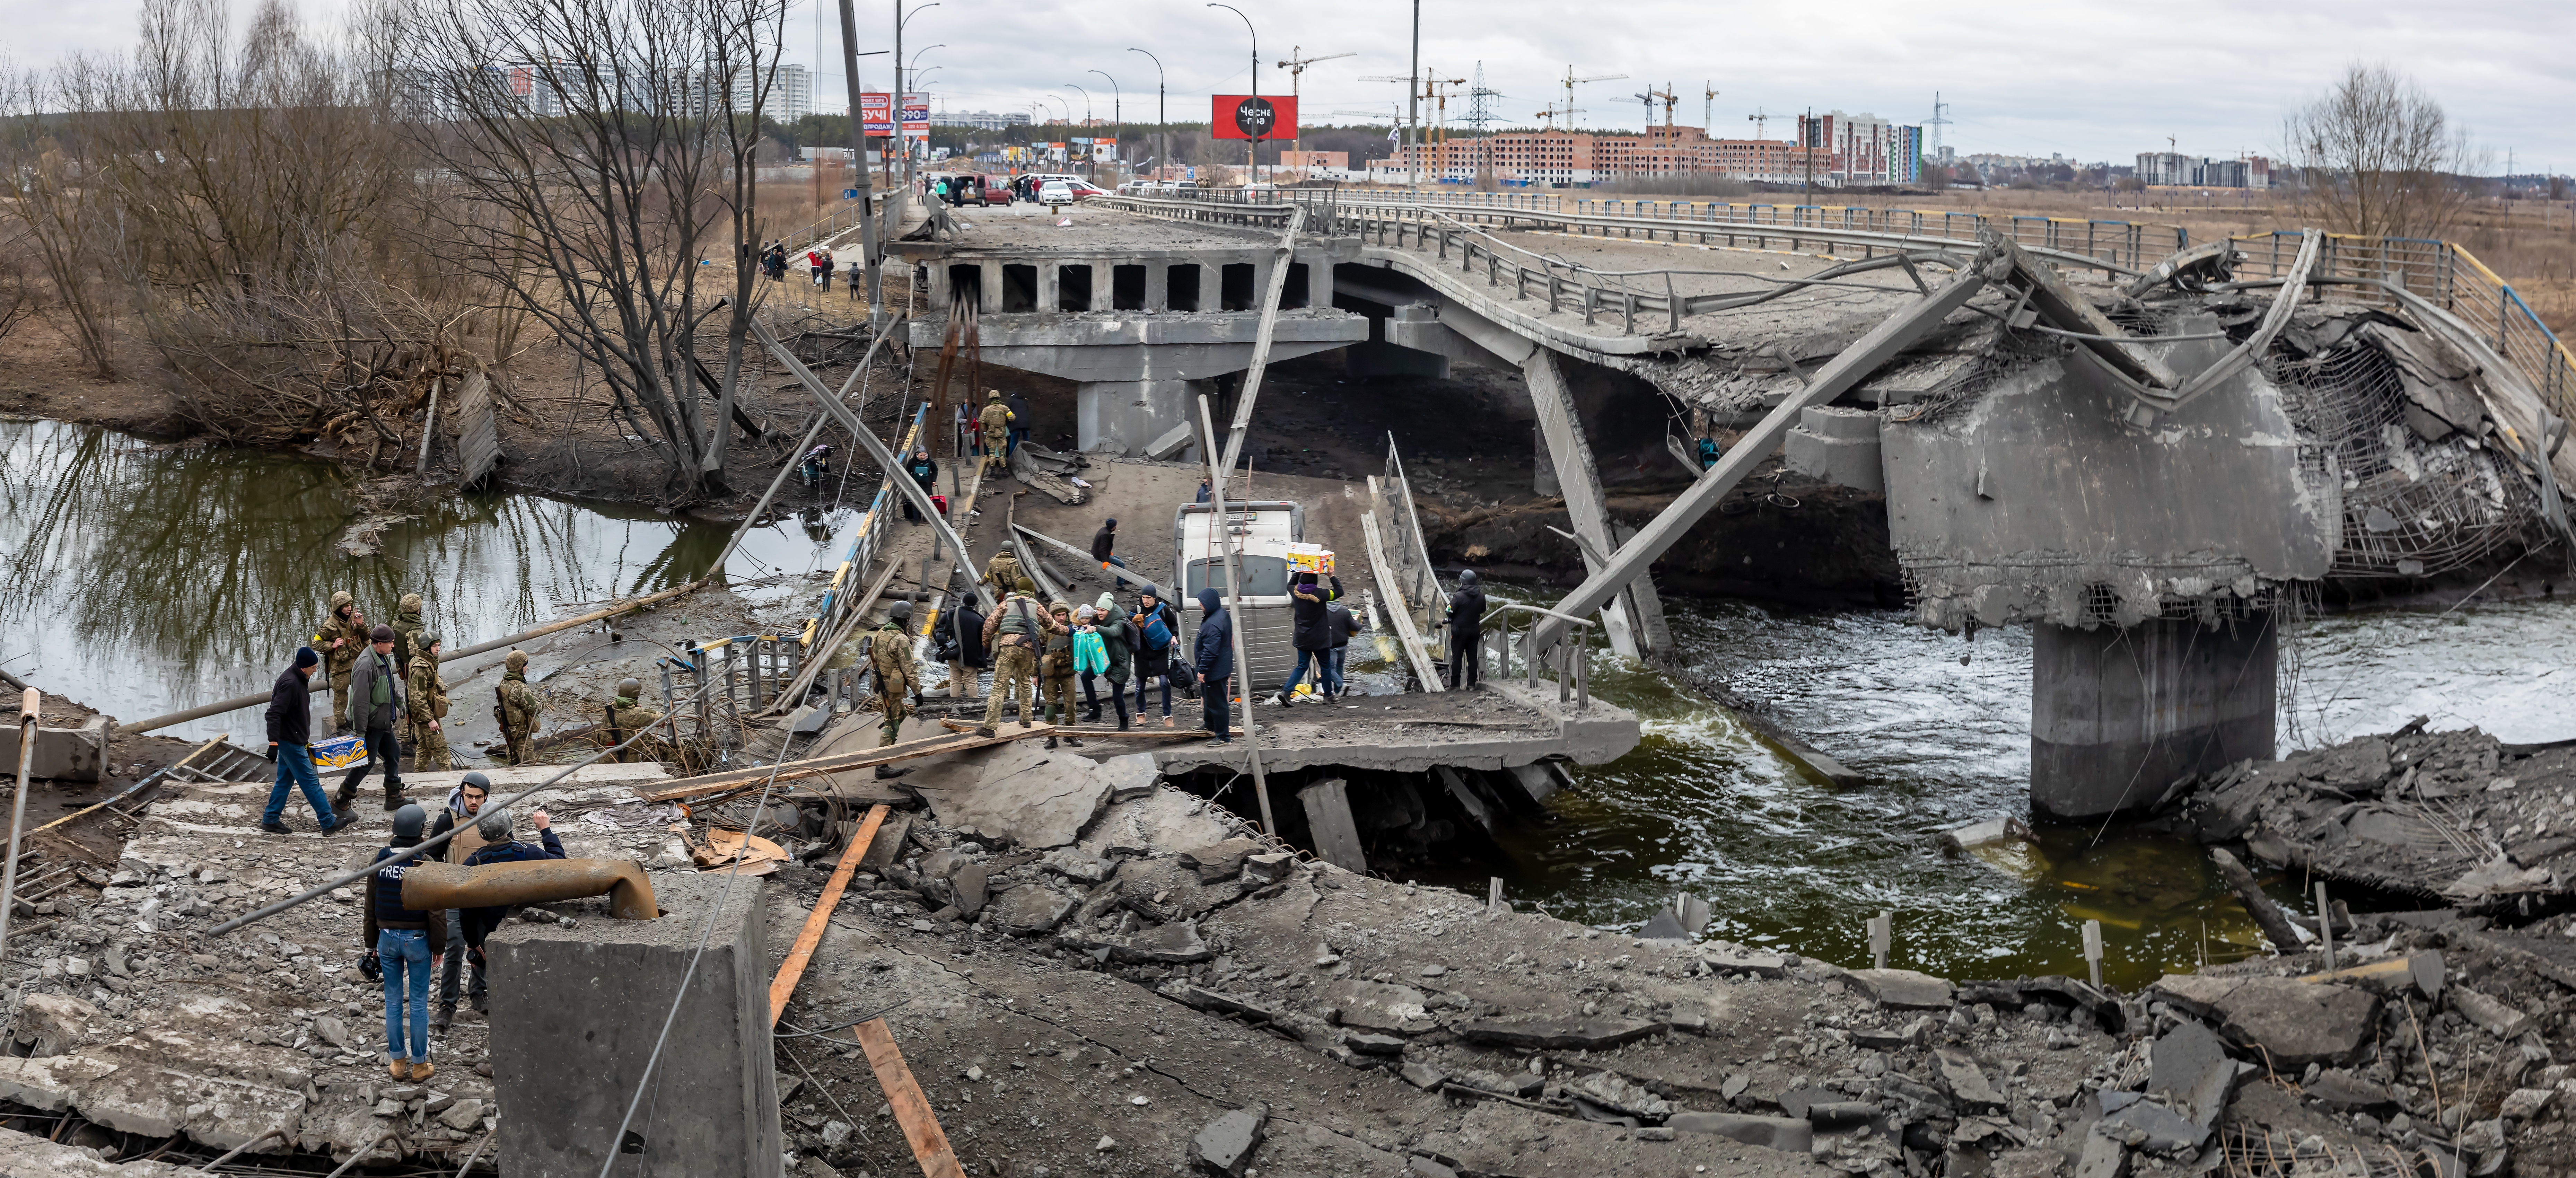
[364,803,445,1081]
[1445,569,1487,689]
[605,677,667,764]
[495,650,541,764]
[388,592,426,670]
[425,771,496,1025]
[406,635,451,773]
[976,575,1059,737]
[977,389,1012,470]
[867,600,925,753]
[981,542,1022,600]
[318,591,367,734]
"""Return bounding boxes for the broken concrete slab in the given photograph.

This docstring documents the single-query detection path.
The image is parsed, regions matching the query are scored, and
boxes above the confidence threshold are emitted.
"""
[1096,753,1162,802]
[1846,968,1955,1009]
[911,741,1112,849]
[1063,918,1213,965]
[2304,1069,2398,1111]
[950,862,989,918]
[985,882,1079,935]
[2208,977,2379,1070]
[1456,1014,1665,1051]
[1326,981,1432,1034]
[2500,1087,2555,1121]
[2148,1020,2253,1135]
[1566,1071,1673,1123]
[1242,852,1294,885]
[2096,1090,2205,1154]
[2073,1132,2130,1178]
[0,1124,194,1175]
[2453,987,2536,1038]
[1192,1102,1268,1176]
[1077,786,1236,859]
[1179,837,1264,882]
[1297,779,1368,872]
[1933,1047,2006,1111]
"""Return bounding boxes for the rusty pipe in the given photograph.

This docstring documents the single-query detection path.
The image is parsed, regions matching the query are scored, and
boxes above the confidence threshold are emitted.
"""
[401,858,659,922]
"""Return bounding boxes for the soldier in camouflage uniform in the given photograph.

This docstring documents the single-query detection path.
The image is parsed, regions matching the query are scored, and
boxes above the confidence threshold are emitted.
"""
[976,577,1059,737]
[977,389,1012,471]
[406,635,452,772]
[1039,601,1078,728]
[319,591,367,734]
[388,593,426,670]
[981,543,1022,600]
[605,677,668,764]
[496,649,542,764]
[868,601,922,750]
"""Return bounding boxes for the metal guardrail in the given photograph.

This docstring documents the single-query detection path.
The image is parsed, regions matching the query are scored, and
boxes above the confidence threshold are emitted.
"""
[1569,199,2187,272]
[2226,230,2574,420]
[780,192,889,258]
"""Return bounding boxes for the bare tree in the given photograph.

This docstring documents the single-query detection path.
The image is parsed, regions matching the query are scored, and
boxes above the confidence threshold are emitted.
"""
[387,0,789,500]
[0,63,121,378]
[2283,63,2488,240]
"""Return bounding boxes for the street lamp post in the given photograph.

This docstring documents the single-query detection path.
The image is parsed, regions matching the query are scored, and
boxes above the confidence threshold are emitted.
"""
[894,3,938,200]
[1206,3,1259,184]
[1089,69,1120,184]
[1128,49,1165,187]
[1065,83,1094,180]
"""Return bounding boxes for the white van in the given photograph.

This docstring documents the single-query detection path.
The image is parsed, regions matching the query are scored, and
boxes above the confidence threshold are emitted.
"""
[1174,501,1303,692]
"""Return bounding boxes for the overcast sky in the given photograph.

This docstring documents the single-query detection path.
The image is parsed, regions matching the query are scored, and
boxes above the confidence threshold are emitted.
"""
[10,0,2570,171]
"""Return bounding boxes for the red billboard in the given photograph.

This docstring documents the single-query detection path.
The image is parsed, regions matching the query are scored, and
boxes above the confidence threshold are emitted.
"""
[859,92,893,137]
[1210,95,1295,141]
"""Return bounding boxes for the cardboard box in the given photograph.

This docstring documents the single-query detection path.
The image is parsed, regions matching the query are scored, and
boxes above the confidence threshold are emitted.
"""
[1286,544,1335,575]
[312,734,368,770]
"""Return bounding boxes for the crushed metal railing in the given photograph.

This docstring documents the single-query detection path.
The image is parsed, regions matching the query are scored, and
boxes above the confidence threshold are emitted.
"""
[797,401,931,653]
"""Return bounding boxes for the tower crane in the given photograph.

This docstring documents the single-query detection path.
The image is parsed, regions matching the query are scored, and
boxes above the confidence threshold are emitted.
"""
[1560,67,1627,129]
[1703,81,1717,132]
[1747,107,1772,140]
[1274,47,1355,175]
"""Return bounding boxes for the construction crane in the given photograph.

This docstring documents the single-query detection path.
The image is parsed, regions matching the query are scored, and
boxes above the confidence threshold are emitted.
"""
[1274,47,1355,177]
[1703,81,1717,132]
[1357,73,1420,183]
[1747,107,1772,140]
[1421,72,1467,181]
[1560,67,1627,129]
[1537,102,1584,131]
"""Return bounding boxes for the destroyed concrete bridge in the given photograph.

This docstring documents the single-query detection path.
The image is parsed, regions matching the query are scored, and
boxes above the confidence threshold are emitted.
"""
[896,190,2576,819]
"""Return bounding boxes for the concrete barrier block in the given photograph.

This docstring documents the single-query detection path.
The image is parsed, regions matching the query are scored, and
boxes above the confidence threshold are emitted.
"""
[489,872,779,1178]
[1784,427,1886,494]
[27,715,107,783]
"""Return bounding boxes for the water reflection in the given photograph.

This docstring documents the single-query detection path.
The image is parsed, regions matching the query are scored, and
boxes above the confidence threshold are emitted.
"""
[0,420,858,739]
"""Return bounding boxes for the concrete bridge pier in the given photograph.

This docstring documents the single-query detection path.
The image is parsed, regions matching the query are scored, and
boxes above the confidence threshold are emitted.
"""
[2029,616,2277,820]
[1078,378,1213,458]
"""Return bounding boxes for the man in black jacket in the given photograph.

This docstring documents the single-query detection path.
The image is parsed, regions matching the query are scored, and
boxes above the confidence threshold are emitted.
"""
[1192,588,1234,741]
[425,772,496,1025]
[1089,518,1125,570]
[262,647,357,835]
[1274,572,1342,705]
[1446,569,1487,689]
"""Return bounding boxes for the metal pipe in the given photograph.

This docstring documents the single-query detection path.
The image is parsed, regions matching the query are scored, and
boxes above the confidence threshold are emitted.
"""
[401,859,659,922]
[454,1128,495,1176]
[325,1131,403,1178]
[195,1126,291,1171]
[2,688,33,964]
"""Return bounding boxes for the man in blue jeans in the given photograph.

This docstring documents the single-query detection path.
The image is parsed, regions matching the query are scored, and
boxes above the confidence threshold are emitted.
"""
[365,803,444,1081]
[262,647,357,836]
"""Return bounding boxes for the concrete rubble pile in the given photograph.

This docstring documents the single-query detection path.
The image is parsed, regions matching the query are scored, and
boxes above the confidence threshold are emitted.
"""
[745,737,2576,1178]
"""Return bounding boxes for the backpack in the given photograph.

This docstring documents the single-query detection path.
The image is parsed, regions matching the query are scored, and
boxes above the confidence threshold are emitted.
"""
[1139,608,1172,650]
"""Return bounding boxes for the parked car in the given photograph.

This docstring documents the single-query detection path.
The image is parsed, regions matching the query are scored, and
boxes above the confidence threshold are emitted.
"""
[963,175,1012,206]
[1038,180,1075,208]
[1067,181,1108,201]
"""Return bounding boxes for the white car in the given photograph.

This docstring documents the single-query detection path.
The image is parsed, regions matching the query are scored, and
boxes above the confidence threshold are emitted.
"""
[1038,180,1075,207]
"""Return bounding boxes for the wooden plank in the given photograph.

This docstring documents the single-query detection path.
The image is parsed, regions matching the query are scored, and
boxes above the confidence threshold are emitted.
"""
[635,725,1055,802]
[769,803,890,1023]
[1296,778,1368,872]
[853,1017,967,1178]
[33,737,226,837]
[454,372,502,488]
[936,718,1237,739]
[1359,512,1444,690]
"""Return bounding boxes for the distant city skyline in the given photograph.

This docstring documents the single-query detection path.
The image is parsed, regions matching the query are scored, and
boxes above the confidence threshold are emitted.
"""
[11,0,2568,172]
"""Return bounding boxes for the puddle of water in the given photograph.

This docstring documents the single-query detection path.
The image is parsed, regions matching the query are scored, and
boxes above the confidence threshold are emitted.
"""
[0,420,869,739]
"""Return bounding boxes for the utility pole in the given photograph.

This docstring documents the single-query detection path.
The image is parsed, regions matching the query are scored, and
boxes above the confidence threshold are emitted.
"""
[834,0,884,319]
[1276,47,1355,180]
[1207,4,1261,184]
[1090,69,1120,183]
[1408,0,1421,188]
[1925,91,1952,164]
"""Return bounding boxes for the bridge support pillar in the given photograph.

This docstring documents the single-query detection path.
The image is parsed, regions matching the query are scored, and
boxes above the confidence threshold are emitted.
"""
[1079,378,1212,456]
[1523,351,1647,662]
[2030,616,2277,821]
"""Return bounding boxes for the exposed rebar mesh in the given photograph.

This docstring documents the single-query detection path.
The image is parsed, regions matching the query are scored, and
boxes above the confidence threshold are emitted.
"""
[2267,342,2539,579]
[1887,328,2068,424]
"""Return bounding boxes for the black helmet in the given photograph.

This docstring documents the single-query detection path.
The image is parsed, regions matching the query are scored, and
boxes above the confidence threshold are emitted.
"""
[889,600,914,623]
[1457,569,1481,589]
[391,803,427,841]
[460,770,492,795]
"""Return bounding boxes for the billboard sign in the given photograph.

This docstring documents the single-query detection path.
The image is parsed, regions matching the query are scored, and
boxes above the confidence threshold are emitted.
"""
[900,92,930,140]
[1210,95,1294,141]
[859,92,893,137]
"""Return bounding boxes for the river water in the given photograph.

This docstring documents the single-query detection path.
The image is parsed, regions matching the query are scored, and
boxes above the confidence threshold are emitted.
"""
[8,419,2573,987]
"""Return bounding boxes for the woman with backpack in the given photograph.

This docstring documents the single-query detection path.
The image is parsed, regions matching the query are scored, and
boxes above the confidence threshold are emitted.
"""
[1082,595,1134,729]
[1129,586,1181,727]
